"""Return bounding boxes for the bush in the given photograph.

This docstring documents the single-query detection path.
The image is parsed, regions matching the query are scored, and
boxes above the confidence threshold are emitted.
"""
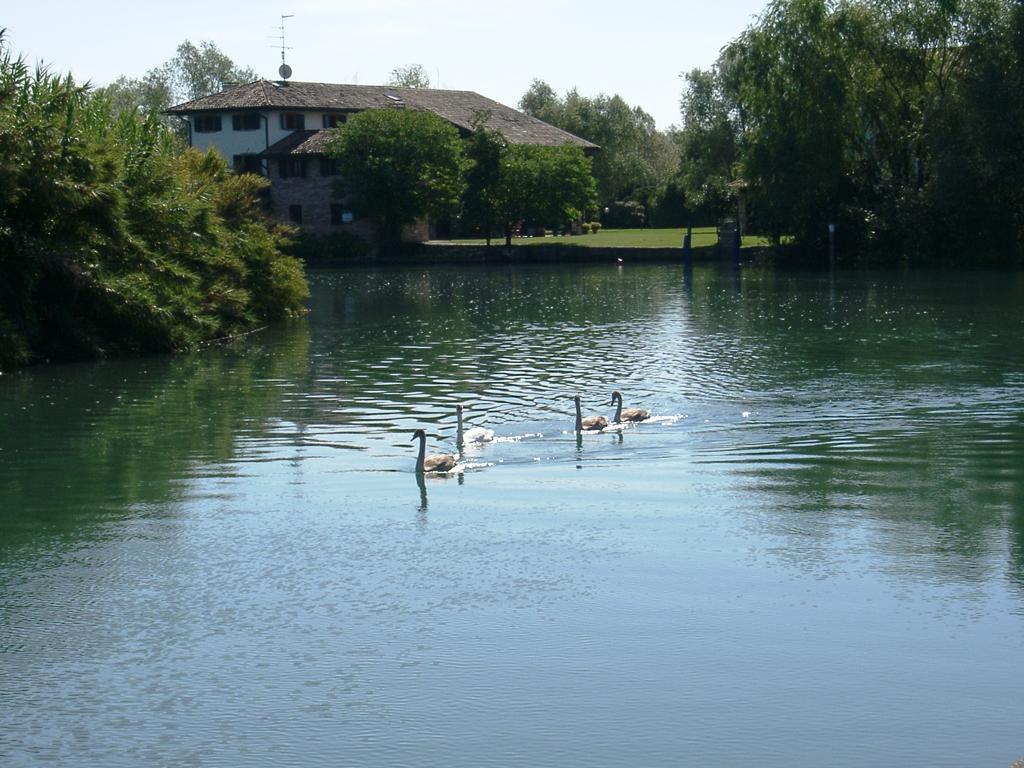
[0,33,308,370]
[589,221,602,233]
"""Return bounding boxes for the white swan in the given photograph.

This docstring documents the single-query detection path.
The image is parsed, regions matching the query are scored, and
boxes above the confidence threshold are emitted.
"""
[610,390,651,423]
[573,394,608,432]
[456,404,495,445]
[411,429,458,473]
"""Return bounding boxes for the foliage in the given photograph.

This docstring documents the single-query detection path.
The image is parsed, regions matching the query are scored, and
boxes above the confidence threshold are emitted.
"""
[495,144,598,244]
[96,40,256,119]
[327,108,465,252]
[681,0,1024,261]
[461,111,507,245]
[0,31,307,371]
[519,80,679,214]
[676,61,742,224]
[387,64,431,89]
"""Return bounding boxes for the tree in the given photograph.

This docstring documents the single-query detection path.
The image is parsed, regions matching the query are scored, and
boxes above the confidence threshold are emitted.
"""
[496,144,597,245]
[519,81,678,215]
[675,62,742,224]
[729,0,854,245]
[96,40,256,118]
[518,79,562,123]
[685,0,1024,261]
[327,109,465,252]
[462,112,507,246]
[387,64,431,89]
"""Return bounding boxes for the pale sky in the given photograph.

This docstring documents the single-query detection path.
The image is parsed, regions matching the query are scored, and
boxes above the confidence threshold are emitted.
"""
[3,0,768,129]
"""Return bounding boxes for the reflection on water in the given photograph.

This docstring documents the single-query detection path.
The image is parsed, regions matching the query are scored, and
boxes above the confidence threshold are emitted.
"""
[2,264,1023,767]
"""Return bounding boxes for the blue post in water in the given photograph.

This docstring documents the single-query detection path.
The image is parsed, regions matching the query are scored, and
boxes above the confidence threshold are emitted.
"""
[683,225,693,266]
[732,226,741,264]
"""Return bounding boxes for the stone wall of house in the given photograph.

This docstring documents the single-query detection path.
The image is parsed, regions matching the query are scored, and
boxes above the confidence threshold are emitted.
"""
[266,175,374,240]
[265,171,428,243]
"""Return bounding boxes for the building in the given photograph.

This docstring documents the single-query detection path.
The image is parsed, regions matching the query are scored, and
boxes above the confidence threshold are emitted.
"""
[166,80,597,238]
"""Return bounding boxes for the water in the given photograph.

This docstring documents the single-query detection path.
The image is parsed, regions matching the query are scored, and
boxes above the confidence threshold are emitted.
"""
[2,263,1023,767]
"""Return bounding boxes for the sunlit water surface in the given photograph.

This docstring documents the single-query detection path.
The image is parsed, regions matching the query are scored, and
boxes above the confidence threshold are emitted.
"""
[2,264,1023,767]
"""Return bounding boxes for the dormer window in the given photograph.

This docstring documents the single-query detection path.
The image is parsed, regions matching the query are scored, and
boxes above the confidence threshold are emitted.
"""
[280,113,305,130]
[323,114,347,128]
[194,115,222,133]
[232,113,261,131]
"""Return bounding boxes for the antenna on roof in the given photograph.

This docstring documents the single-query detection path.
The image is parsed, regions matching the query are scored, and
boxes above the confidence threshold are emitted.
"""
[276,14,295,80]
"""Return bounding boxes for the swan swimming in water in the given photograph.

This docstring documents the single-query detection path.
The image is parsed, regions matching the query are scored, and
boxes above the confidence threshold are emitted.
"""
[456,404,495,445]
[610,390,651,423]
[411,429,458,473]
[573,394,609,432]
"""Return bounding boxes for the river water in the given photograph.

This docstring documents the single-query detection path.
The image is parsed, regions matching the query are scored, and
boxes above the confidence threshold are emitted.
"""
[2,263,1023,767]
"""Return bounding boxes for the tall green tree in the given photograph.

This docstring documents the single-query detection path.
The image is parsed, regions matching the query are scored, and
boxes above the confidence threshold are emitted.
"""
[676,61,742,224]
[683,0,1023,260]
[496,144,597,245]
[327,109,465,252]
[519,81,678,215]
[462,112,507,246]
[96,40,256,117]
[730,0,854,244]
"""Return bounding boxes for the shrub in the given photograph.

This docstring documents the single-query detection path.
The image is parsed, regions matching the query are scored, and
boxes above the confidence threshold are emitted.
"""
[0,33,308,369]
[590,221,602,234]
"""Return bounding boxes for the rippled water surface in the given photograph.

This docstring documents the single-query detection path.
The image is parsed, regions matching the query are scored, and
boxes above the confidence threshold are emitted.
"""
[2,264,1024,767]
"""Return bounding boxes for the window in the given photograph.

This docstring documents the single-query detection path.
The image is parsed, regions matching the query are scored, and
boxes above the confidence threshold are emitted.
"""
[194,115,222,133]
[319,158,340,177]
[280,112,305,130]
[232,154,264,175]
[323,114,347,128]
[278,158,306,179]
[232,113,261,131]
[289,205,303,225]
[331,205,354,225]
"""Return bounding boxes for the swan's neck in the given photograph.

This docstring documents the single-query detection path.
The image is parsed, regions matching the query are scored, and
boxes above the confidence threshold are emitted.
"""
[415,433,426,473]
[613,395,622,423]
[575,399,583,432]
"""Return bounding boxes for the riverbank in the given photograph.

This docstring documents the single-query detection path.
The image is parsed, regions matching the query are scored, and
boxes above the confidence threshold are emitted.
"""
[299,239,775,265]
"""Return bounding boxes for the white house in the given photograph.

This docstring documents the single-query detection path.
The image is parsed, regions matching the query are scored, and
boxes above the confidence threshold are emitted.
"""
[166,80,596,237]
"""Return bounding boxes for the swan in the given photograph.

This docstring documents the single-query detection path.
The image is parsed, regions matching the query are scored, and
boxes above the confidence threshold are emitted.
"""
[574,394,609,432]
[610,390,651,423]
[411,429,458,473]
[456,404,495,445]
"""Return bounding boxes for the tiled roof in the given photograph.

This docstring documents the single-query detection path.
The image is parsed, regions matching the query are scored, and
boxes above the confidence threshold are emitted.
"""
[261,130,334,156]
[167,80,597,149]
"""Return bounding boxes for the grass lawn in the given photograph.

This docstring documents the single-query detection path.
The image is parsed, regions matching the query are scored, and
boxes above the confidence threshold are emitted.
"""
[432,227,771,248]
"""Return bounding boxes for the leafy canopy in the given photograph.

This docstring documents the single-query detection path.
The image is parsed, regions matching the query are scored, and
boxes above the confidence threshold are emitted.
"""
[387,64,431,89]
[96,40,256,118]
[0,30,306,370]
[519,80,679,212]
[327,108,465,249]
